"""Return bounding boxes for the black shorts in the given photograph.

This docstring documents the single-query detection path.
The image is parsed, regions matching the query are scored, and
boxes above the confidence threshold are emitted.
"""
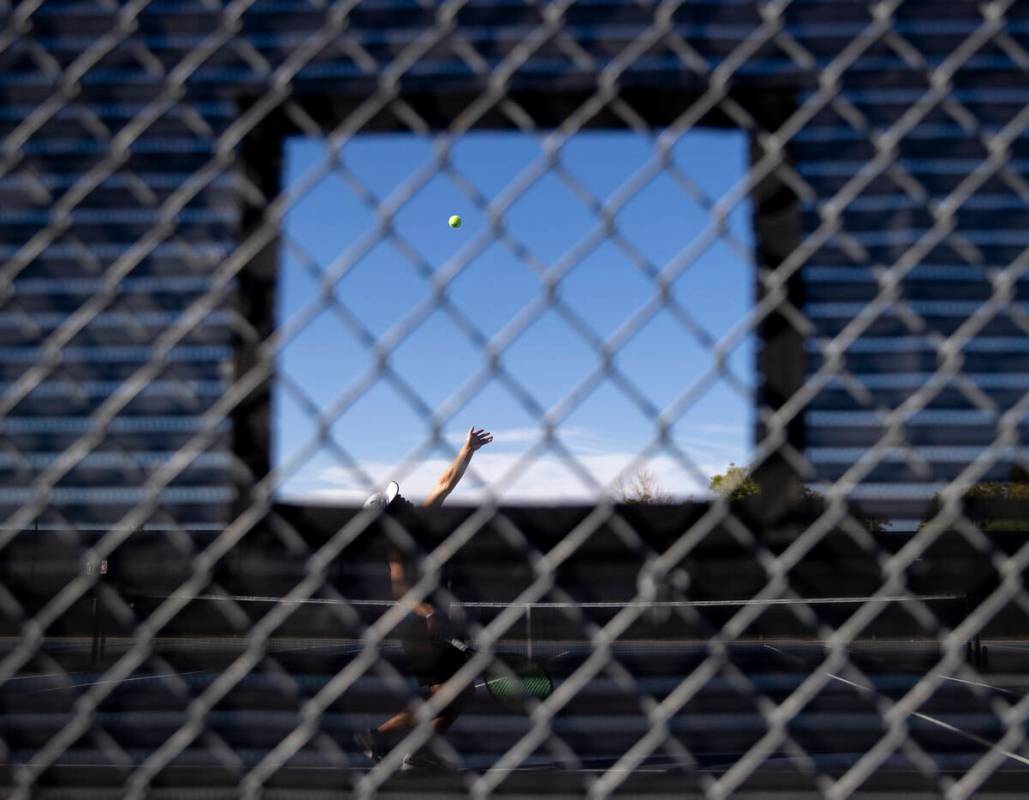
[397,614,470,686]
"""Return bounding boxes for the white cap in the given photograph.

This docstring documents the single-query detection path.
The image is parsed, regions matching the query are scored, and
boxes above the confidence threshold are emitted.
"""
[363,480,400,509]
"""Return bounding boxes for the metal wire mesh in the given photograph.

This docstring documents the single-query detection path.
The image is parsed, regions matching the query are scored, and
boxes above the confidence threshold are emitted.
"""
[0,0,1028,798]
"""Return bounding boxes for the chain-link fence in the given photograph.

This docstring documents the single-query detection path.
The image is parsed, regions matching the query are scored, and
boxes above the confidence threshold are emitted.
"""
[1,0,1028,797]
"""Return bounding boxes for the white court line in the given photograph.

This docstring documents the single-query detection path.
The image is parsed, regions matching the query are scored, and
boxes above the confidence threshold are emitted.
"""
[562,768,671,773]
[936,674,1018,696]
[32,669,208,693]
[0,761,672,774]
[762,644,1029,767]
[269,642,372,654]
[763,643,799,663]
[136,593,963,609]
[765,642,1020,691]
[29,643,376,694]
[826,671,1029,768]
[137,592,390,606]
[4,671,78,682]
[26,641,389,695]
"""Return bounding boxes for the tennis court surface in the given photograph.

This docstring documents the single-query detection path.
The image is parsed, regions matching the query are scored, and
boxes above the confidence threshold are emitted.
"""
[5,631,1029,797]
[3,503,1028,798]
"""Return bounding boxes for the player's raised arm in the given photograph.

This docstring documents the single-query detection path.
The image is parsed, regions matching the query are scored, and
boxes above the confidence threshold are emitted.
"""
[421,427,493,508]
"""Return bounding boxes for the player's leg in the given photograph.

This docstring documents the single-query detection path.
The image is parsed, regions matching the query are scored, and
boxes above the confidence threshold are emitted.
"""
[397,641,475,770]
[354,707,416,764]
[426,678,476,733]
[355,682,472,767]
[356,616,472,764]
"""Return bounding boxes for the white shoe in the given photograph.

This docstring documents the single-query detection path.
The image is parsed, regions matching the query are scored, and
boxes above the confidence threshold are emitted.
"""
[354,728,384,764]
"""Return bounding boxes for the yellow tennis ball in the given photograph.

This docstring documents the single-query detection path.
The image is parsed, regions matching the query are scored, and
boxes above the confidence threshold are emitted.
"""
[448,214,462,229]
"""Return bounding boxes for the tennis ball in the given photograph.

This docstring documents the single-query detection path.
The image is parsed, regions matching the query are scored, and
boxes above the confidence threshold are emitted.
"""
[448,214,462,229]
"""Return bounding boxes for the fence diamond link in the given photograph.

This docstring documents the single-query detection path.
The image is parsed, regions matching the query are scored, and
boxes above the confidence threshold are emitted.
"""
[0,0,1027,798]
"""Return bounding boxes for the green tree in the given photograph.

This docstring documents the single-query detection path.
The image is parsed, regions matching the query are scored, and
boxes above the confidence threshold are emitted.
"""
[708,465,890,532]
[709,463,759,502]
[921,466,1029,532]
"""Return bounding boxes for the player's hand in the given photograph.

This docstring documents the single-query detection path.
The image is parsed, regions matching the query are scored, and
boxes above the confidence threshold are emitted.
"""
[464,427,493,452]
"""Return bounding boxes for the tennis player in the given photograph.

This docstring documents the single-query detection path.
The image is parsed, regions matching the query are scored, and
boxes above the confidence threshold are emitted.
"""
[356,426,493,771]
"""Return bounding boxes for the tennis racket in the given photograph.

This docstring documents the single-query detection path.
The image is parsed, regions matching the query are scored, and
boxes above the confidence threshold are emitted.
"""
[447,638,554,711]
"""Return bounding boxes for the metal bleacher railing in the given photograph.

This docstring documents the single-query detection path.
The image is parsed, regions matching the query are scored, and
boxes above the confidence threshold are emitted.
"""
[0,1,1028,798]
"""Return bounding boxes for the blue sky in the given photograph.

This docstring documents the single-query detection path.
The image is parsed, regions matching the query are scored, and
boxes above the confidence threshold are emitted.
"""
[272,129,755,504]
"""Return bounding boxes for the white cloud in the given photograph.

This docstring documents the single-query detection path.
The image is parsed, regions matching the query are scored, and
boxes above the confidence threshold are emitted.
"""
[277,424,745,505]
[674,435,746,461]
